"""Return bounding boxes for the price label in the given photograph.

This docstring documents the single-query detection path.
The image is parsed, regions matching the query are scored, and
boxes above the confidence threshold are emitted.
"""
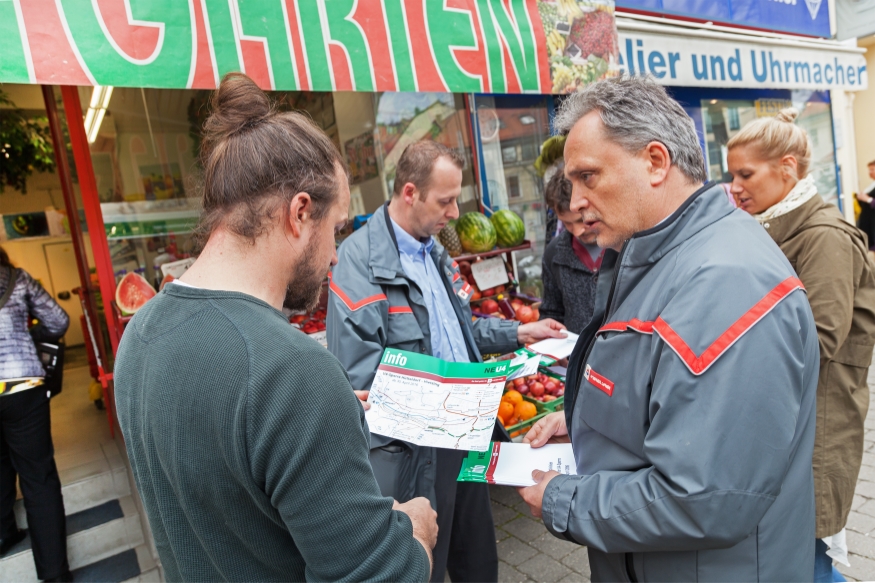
[470,257,509,290]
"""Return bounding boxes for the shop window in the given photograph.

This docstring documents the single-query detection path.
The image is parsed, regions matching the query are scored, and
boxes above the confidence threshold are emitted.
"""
[471,95,552,298]
[372,92,478,215]
[80,87,481,284]
[507,175,521,199]
[700,96,837,206]
[728,108,740,131]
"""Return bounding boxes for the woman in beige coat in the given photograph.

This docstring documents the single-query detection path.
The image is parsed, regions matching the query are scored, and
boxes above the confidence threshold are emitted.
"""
[728,109,875,582]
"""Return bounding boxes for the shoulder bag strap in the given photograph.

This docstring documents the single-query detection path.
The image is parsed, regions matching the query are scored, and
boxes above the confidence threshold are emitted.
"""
[0,267,19,312]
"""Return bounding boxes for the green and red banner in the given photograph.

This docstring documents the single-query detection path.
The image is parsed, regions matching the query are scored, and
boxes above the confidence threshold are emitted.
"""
[0,0,617,94]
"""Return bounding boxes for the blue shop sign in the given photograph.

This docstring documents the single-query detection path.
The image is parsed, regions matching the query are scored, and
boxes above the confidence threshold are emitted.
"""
[616,0,830,38]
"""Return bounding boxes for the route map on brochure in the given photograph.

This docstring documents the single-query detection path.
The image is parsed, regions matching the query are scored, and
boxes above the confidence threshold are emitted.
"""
[366,349,521,452]
[457,442,578,487]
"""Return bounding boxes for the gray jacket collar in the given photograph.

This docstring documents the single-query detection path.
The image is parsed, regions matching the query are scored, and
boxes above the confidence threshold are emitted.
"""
[366,202,408,282]
[366,202,447,284]
[622,183,732,267]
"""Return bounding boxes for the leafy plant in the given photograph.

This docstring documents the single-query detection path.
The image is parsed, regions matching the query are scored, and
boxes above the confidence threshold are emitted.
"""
[0,89,56,193]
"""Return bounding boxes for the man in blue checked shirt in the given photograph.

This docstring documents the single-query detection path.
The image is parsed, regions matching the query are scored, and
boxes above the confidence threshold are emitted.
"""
[328,140,566,582]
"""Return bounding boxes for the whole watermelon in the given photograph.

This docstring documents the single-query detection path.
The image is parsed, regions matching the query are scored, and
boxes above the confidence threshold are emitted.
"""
[456,212,496,253]
[490,209,525,248]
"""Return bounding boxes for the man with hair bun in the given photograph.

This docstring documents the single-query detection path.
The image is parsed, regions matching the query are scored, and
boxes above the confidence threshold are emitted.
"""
[114,73,437,582]
[518,76,820,581]
[728,108,875,582]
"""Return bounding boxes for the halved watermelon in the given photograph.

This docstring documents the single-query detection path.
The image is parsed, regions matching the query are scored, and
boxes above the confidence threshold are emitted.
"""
[116,272,157,316]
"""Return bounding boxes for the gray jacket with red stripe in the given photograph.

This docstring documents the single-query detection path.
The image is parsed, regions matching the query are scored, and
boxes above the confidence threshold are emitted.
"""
[327,203,519,503]
[543,184,819,582]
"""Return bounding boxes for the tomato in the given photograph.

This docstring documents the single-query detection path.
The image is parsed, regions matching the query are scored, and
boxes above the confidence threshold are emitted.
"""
[515,306,536,323]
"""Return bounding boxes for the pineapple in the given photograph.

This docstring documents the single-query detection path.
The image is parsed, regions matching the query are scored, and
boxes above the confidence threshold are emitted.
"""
[439,220,463,257]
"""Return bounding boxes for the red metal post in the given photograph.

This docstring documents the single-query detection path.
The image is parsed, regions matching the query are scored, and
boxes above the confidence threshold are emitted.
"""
[43,85,116,436]
[58,86,122,356]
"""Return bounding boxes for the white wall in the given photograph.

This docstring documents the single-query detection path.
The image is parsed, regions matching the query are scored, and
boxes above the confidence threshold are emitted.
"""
[854,36,875,196]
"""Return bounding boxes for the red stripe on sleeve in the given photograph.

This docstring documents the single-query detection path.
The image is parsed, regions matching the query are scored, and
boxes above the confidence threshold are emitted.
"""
[329,278,388,312]
[654,277,805,375]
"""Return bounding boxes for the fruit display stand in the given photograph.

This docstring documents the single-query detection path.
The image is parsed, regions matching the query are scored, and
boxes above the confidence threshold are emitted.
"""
[499,388,550,441]
[507,411,549,442]
[453,240,532,263]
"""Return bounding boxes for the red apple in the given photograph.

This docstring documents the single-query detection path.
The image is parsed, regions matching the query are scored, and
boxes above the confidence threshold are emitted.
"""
[544,381,558,394]
[530,382,545,397]
[518,384,530,395]
[480,299,499,314]
[513,378,527,388]
[481,288,495,297]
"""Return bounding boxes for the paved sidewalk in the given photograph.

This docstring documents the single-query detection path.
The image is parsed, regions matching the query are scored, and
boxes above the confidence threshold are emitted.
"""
[491,485,590,582]
[835,360,875,582]
[493,357,875,582]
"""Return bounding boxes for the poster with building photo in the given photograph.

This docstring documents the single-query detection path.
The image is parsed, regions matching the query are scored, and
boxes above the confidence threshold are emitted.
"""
[539,0,619,93]
[344,132,379,185]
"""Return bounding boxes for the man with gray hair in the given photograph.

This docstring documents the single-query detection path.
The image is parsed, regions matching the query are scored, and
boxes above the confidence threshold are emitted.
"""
[518,76,819,581]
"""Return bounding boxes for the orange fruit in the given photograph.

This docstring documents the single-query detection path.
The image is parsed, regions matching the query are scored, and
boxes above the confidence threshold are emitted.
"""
[502,389,523,406]
[498,401,514,422]
[515,401,537,421]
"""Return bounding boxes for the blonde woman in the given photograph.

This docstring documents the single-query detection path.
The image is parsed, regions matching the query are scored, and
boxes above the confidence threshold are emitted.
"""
[727,109,875,582]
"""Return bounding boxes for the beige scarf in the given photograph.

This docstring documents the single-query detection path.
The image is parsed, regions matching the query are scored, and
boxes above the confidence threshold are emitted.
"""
[753,175,818,224]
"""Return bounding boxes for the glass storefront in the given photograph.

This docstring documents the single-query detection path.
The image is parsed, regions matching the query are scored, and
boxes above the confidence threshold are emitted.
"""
[4,83,844,315]
[76,87,488,284]
[673,87,840,208]
[472,95,554,298]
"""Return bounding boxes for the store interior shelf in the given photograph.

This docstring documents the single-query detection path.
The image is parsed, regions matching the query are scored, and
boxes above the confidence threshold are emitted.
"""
[453,240,532,263]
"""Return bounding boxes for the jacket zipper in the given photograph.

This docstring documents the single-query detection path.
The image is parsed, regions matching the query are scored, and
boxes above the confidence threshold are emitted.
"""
[573,239,628,392]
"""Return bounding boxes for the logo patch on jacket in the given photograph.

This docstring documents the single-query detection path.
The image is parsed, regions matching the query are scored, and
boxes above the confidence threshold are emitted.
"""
[458,282,472,300]
[585,364,614,396]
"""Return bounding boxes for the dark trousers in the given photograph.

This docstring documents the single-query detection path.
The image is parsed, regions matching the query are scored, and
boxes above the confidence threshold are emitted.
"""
[0,387,68,579]
[430,448,498,583]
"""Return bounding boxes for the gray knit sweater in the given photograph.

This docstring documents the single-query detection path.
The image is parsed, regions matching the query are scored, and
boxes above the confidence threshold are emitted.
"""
[115,285,430,582]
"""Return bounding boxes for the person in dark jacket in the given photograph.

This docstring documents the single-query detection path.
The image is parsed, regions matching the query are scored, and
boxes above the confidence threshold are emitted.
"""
[855,160,875,261]
[0,245,71,582]
[728,109,875,582]
[518,76,819,582]
[541,170,603,333]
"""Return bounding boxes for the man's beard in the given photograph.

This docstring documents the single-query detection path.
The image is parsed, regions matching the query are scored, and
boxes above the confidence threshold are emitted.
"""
[283,239,326,313]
